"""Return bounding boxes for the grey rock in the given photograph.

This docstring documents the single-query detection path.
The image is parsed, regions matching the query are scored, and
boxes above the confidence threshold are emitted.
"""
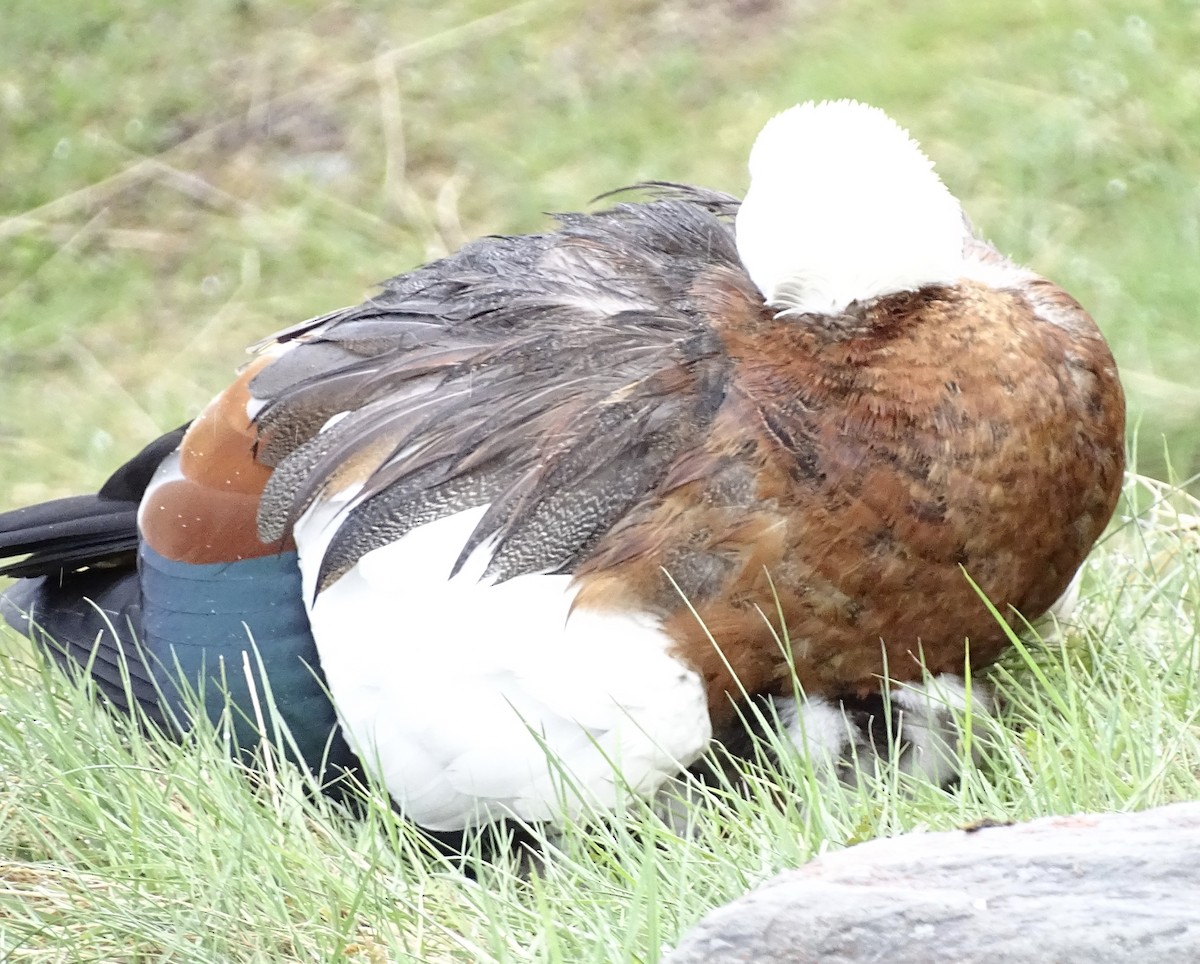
[667,803,1200,963]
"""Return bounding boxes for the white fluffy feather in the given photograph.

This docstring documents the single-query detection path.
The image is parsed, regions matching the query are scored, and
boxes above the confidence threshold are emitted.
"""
[293,499,711,831]
[777,673,994,787]
[776,694,869,766]
[889,673,995,785]
[735,99,970,314]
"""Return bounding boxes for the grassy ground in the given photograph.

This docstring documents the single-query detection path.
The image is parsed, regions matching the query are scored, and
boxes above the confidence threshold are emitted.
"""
[0,474,1196,961]
[1,0,1199,959]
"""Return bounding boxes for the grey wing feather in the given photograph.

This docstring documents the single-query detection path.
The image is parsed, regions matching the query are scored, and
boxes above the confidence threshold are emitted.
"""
[249,193,745,588]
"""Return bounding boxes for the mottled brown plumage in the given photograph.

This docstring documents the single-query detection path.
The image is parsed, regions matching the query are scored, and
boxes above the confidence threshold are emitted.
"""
[582,264,1123,725]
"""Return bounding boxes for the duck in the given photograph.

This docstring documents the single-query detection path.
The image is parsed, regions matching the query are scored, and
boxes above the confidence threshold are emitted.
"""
[0,100,1125,832]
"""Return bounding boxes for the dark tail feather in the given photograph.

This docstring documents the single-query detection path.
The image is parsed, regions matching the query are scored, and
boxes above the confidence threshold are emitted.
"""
[0,425,189,726]
[0,424,187,579]
[0,500,140,578]
[0,421,368,800]
[1,568,168,730]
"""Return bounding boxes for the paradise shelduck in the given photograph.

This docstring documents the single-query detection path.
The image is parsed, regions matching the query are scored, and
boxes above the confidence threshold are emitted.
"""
[0,100,1125,831]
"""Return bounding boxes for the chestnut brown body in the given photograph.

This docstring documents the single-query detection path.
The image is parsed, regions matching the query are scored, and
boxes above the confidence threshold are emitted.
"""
[576,265,1123,724]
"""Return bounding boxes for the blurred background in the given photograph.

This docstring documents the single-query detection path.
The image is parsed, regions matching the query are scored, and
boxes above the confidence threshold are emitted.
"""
[1,0,1197,510]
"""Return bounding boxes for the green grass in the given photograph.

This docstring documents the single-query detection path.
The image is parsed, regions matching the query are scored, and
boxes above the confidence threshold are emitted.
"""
[1,0,1199,959]
[0,472,1197,961]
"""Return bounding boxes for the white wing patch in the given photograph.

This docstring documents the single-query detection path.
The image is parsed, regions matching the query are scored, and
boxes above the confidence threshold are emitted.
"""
[293,499,711,831]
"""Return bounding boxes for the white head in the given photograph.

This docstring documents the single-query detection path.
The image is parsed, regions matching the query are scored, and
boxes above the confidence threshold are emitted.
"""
[735,99,970,315]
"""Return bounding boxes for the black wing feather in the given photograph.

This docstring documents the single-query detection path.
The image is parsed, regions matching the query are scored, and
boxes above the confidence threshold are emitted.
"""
[0,425,187,578]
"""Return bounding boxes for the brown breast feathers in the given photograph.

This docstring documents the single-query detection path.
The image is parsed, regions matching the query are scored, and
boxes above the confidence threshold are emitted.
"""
[574,261,1124,725]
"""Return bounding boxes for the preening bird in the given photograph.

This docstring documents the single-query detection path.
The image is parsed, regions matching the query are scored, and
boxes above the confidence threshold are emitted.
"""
[0,100,1125,832]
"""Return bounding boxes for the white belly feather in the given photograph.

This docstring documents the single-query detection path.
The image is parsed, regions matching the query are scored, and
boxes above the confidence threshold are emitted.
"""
[293,497,711,831]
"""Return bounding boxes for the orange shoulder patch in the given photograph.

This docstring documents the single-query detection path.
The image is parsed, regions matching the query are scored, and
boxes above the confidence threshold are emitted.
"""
[140,357,292,563]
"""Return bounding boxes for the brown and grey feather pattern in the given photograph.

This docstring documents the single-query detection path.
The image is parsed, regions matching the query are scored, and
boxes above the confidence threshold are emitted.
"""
[242,178,1122,733]
[252,190,741,590]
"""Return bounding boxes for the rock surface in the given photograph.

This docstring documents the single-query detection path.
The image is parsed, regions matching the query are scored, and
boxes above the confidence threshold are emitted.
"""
[667,803,1200,963]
